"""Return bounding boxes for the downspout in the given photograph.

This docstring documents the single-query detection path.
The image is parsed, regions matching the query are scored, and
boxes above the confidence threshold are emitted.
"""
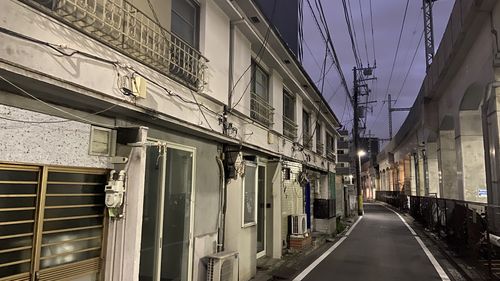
[227,19,245,111]
[216,156,226,252]
[481,81,500,205]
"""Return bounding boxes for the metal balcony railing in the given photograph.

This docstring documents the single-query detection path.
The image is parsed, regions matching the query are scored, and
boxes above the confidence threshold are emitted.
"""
[283,115,297,140]
[250,92,274,127]
[326,149,335,161]
[316,142,324,155]
[303,134,312,150]
[24,0,207,89]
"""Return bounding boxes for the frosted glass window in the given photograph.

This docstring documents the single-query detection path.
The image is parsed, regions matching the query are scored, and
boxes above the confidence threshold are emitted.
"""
[243,165,257,226]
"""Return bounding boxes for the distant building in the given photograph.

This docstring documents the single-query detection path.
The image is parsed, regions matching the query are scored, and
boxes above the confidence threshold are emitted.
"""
[254,0,303,60]
[336,129,352,181]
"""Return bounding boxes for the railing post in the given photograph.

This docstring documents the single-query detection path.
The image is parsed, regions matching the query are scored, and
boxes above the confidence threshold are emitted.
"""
[444,199,448,238]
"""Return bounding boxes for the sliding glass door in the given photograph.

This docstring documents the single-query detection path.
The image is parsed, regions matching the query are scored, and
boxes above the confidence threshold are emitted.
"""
[139,143,195,281]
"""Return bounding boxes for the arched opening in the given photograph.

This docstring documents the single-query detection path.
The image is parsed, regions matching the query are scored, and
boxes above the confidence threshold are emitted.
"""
[424,139,440,197]
[437,115,459,199]
[456,83,487,202]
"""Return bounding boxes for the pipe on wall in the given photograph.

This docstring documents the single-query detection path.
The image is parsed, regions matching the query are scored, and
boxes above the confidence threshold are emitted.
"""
[216,156,226,252]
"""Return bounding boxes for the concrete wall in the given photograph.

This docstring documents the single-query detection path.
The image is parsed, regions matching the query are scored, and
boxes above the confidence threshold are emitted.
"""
[0,103,110,168]
[225,173,257,281]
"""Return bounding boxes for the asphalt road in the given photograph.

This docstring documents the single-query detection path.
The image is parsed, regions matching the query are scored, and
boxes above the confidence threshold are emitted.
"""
[300,204,444,281]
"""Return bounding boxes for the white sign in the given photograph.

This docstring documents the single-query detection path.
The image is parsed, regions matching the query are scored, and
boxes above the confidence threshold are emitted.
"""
[478,189,487,197]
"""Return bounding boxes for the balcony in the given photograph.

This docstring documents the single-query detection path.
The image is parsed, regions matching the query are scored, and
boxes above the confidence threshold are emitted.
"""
[283,115,297,140]
[250,92,274,127]
[23,0,207,89]
[326,149,336,161]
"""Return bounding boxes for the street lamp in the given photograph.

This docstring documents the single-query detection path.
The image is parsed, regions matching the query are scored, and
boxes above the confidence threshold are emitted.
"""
[357,150,366,214]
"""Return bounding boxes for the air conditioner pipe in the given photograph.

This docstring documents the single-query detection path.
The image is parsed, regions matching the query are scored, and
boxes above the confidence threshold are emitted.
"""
[216,156,226,252]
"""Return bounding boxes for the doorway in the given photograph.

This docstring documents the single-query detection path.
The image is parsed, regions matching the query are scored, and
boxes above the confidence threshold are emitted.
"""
[256,165,266,258]
[139,143,196,281]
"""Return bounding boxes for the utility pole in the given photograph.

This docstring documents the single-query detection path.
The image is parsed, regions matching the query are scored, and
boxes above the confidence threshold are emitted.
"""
[353,66,375,216]
[423,0,437,71]
[386,94,411,140]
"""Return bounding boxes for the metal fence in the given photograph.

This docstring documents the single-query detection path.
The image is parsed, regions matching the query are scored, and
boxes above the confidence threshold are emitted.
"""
[250,92,274,127]
[377,192,500,280]
[283,115,297,140]
[24,0,207,89]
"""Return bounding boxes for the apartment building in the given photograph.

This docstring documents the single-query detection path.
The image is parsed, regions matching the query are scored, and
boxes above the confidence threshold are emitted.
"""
[0,0,340,281]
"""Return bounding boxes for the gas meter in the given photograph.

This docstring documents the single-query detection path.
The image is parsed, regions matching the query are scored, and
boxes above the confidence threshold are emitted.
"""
[105,170,126,217]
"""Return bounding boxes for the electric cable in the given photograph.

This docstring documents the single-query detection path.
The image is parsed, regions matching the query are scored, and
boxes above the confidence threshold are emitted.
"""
[358,0,370,64]
[394,30,424,105]
[0,74,115,128]
[369,0,410,130]
[0,103,119,124]
[230,0,278,112]
[369,0,376,66]
[0,26,222,128]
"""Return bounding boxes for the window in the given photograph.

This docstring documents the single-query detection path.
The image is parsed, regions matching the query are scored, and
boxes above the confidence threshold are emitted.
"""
[339,162,350,168]
[250,62,273,126]
[303,110,311,148]
[283,90,295,121]
[315,123,323,153]
[242,164,257,227]
[171,0,199,48]
[252,62,269,101]
[0,164,107,281]
[90,126,113,156]
[283,90,297,139]
[337,149,345,155]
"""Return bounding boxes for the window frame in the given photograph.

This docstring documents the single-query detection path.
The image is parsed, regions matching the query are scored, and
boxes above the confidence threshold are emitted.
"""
[0,163,108,281]
[303,110,312,149]
[171,0,200,49]
[140,139,197,281]
[251,61,270,102]
[283,89,295,121]
[242,162,258,228]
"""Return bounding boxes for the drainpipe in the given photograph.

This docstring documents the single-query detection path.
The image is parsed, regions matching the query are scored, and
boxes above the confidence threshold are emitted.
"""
[227,19,245,111]
[216,156,226,252]
[481,81,500,205]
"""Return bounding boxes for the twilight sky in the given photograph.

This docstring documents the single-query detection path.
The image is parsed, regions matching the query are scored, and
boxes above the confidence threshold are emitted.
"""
[301,0,455,142]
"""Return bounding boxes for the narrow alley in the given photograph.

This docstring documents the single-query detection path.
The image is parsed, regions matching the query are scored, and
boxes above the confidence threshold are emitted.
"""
[295,204,449,281]
[2,0,500,281]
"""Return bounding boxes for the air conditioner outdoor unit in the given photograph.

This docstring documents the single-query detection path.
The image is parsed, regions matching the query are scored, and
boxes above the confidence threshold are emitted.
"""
[206,251,238,281]
[289,214,307,235]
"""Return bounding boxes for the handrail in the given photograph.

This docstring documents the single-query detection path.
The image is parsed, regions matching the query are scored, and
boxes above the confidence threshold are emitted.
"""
[250,92,274,127]
[22,0,207,89]
[283,115,298,139]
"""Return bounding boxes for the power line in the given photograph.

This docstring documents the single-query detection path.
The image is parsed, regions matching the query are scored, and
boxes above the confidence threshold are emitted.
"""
[341,0,362,68]
[384,0,410,100]
[347,0,362,66]
[230,1,278,112]
[394,30,424,105]
[0,103,119,124]
[369,0,376,66]
[370,0,410,130]
[0,74,115,128]
[358,0,370,64]
[314,0,353,106]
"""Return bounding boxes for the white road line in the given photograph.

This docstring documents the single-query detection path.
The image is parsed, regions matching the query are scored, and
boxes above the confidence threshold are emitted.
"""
[292,216,363,281]
[345,215,363,236]
[382,205,417,235]
[380,204,451,281]
[415,236,451,281]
